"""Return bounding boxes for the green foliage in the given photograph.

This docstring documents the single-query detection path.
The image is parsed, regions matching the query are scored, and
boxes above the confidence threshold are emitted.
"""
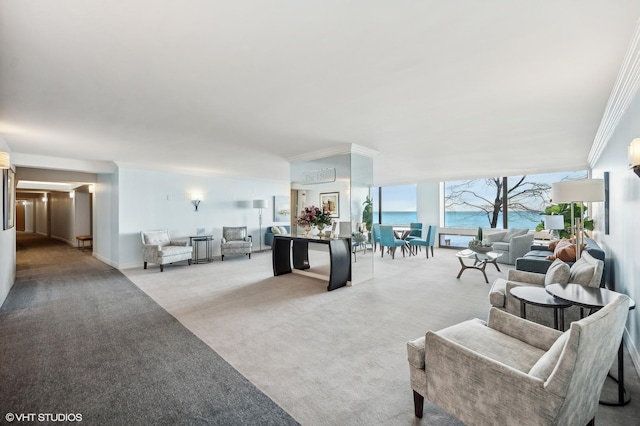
[535,203,593,239]
[362,196,373,232]
[477,227,483,241]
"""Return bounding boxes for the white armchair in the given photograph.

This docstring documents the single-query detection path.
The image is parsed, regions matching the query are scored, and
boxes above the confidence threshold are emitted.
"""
[485,228,534,265]
[141,230,192,272]
[220,226,252,261]
[407,295,630,425]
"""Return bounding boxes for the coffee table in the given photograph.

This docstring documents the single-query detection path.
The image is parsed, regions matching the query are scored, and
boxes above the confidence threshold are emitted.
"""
[455,249,502,284]
[546,283,636,406]
[510,286,572,330]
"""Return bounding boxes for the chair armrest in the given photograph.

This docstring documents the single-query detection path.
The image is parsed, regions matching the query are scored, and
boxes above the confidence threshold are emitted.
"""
[142,243,161,252]
[510,234,535,261]
[507,269,546,285]
[529,245,551,251]
[244,235,252,242]
[169,240,188,246]
[425,332,561,423]
[221,237,227,243]
[487,307,562,351]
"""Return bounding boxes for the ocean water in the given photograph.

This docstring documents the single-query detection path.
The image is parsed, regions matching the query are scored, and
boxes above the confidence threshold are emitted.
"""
[376,211,543,230]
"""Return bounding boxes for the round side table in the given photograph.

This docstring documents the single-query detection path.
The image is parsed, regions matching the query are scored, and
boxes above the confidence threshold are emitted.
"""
[509,286,572,330]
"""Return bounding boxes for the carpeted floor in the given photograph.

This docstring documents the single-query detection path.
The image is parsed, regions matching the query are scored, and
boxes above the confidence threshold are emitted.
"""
[124,241,640,426]
[0,234,298,425]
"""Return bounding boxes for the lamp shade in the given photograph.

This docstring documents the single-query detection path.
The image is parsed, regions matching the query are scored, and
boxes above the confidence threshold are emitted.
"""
[253,199,268,209]
[629,138,640,167]
[543,215,565,230]
[0,151,10,169]
[552,179,604,203]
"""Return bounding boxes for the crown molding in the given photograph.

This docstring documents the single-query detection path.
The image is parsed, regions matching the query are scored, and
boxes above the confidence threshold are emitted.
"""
[588,18,640,166]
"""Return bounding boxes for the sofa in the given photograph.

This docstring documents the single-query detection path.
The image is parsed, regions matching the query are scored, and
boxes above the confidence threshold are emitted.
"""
[141,229,193,272]
[265,225,291,247]
[515,237,605,286]
[484,228,534,265]
[489,251,605,329]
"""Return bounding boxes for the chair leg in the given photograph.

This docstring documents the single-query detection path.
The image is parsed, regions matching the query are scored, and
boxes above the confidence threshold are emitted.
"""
[221,255,224,261]
[586,418,594,426]
[249,253,251,259]
[144,261,147,269]
[431,246,434,257]
[188,259,192,265]
[160,264,164,272]
[413,390,424,418]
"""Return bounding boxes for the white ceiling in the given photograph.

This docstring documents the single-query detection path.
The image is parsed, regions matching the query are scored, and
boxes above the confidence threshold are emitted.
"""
[1,1,639,186]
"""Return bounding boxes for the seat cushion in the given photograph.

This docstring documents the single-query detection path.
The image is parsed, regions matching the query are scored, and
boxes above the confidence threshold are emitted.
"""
[158,245,192,256]
[408,318,546,373]
[271,226,281,234]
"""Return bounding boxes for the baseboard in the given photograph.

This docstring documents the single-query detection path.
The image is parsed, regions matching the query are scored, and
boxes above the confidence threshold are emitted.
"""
[92,252,118,268]
[51,235,75,247]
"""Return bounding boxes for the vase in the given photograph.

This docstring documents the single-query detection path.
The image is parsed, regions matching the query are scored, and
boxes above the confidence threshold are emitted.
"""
[304,226,312,237]
[316,224,325,238]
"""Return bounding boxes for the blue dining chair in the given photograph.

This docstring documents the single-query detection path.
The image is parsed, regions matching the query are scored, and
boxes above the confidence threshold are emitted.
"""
[371,223,381,253]
[379,225,406,259]
[407,222,423,254]
[408,225,437,258]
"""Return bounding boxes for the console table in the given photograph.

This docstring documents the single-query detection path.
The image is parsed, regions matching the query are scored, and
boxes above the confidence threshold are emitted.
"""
[272,236,351,291]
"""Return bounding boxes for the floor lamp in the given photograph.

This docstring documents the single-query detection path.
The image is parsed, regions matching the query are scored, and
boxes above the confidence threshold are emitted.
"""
[253,199,268,252]
[551,179,604,258]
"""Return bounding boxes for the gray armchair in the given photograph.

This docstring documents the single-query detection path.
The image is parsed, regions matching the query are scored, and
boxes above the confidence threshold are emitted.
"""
[220,226,252,261]
[489,251,604,329]
[407,295,630,425]
[141,229,192,272]
[485,228,534,265]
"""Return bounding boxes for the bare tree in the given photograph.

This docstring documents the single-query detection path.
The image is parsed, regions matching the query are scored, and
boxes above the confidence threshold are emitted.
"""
[445,177,550,228]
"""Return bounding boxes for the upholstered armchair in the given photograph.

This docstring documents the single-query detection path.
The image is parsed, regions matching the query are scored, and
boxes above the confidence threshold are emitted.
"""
[489,251,604,329]
[407,296,630,425]
[485,228,534,265]
[220,226,252,261]
[141,230,192,272]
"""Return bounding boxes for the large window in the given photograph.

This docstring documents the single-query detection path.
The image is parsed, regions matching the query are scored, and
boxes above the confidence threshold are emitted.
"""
[372,184,417,225]
[444,171,588,229]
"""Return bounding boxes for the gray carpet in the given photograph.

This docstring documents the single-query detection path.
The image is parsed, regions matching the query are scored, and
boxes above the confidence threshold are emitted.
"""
[0,234,298,425]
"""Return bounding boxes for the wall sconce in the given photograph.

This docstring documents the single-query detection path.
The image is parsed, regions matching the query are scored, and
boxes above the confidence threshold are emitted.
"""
[629,138,640,178]
[190,193,202,212]
[88,184,95,193]
[0,151,10,169]
[42,194,48,203]
[69,190,75,199]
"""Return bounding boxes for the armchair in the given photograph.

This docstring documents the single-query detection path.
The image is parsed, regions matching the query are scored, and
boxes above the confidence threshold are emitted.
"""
[485,228,534,265]
[141,230,192,272]
[220,226,252,261]
[407,296,630,425]
[489,251,604,329]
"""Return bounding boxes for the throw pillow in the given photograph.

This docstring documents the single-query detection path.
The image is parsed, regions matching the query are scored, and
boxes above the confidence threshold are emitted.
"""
[271,226,281,234]
[545,239,575,261]
[278,226,288,235]
[529,332,569,380]
[569,251,603,287]
[544,259,571,286]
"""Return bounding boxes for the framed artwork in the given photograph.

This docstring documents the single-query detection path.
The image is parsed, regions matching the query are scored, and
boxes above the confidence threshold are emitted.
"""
[3,168,16,230]
[273,195,291,222]
[320,192,339,218]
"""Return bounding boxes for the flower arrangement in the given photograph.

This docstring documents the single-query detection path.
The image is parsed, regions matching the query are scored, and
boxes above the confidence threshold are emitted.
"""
[296,205,332,227]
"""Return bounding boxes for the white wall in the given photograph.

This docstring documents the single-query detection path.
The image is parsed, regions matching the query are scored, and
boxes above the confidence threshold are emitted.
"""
[0,136,15,307]
[74,192,91,236]
[35,197,47,235]
[115,167,289,269]
[416,180,442,239]
[23,200,34,232]
[49,192,74,245]
[591,90,640,371]
[93,172,118,267]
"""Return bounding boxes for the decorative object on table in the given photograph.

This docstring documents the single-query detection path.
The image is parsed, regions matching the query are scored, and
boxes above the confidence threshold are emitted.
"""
[319,192,339,217]
[543,214,564,240]
[552,179,604,258]
[296,205,332,238]
[468,227,492,253]
[273,195,290,222]
[253,199,269,251]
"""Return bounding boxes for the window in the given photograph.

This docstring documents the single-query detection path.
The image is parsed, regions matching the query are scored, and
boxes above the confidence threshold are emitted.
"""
[444,171,587,229]
[373,184,417,225]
